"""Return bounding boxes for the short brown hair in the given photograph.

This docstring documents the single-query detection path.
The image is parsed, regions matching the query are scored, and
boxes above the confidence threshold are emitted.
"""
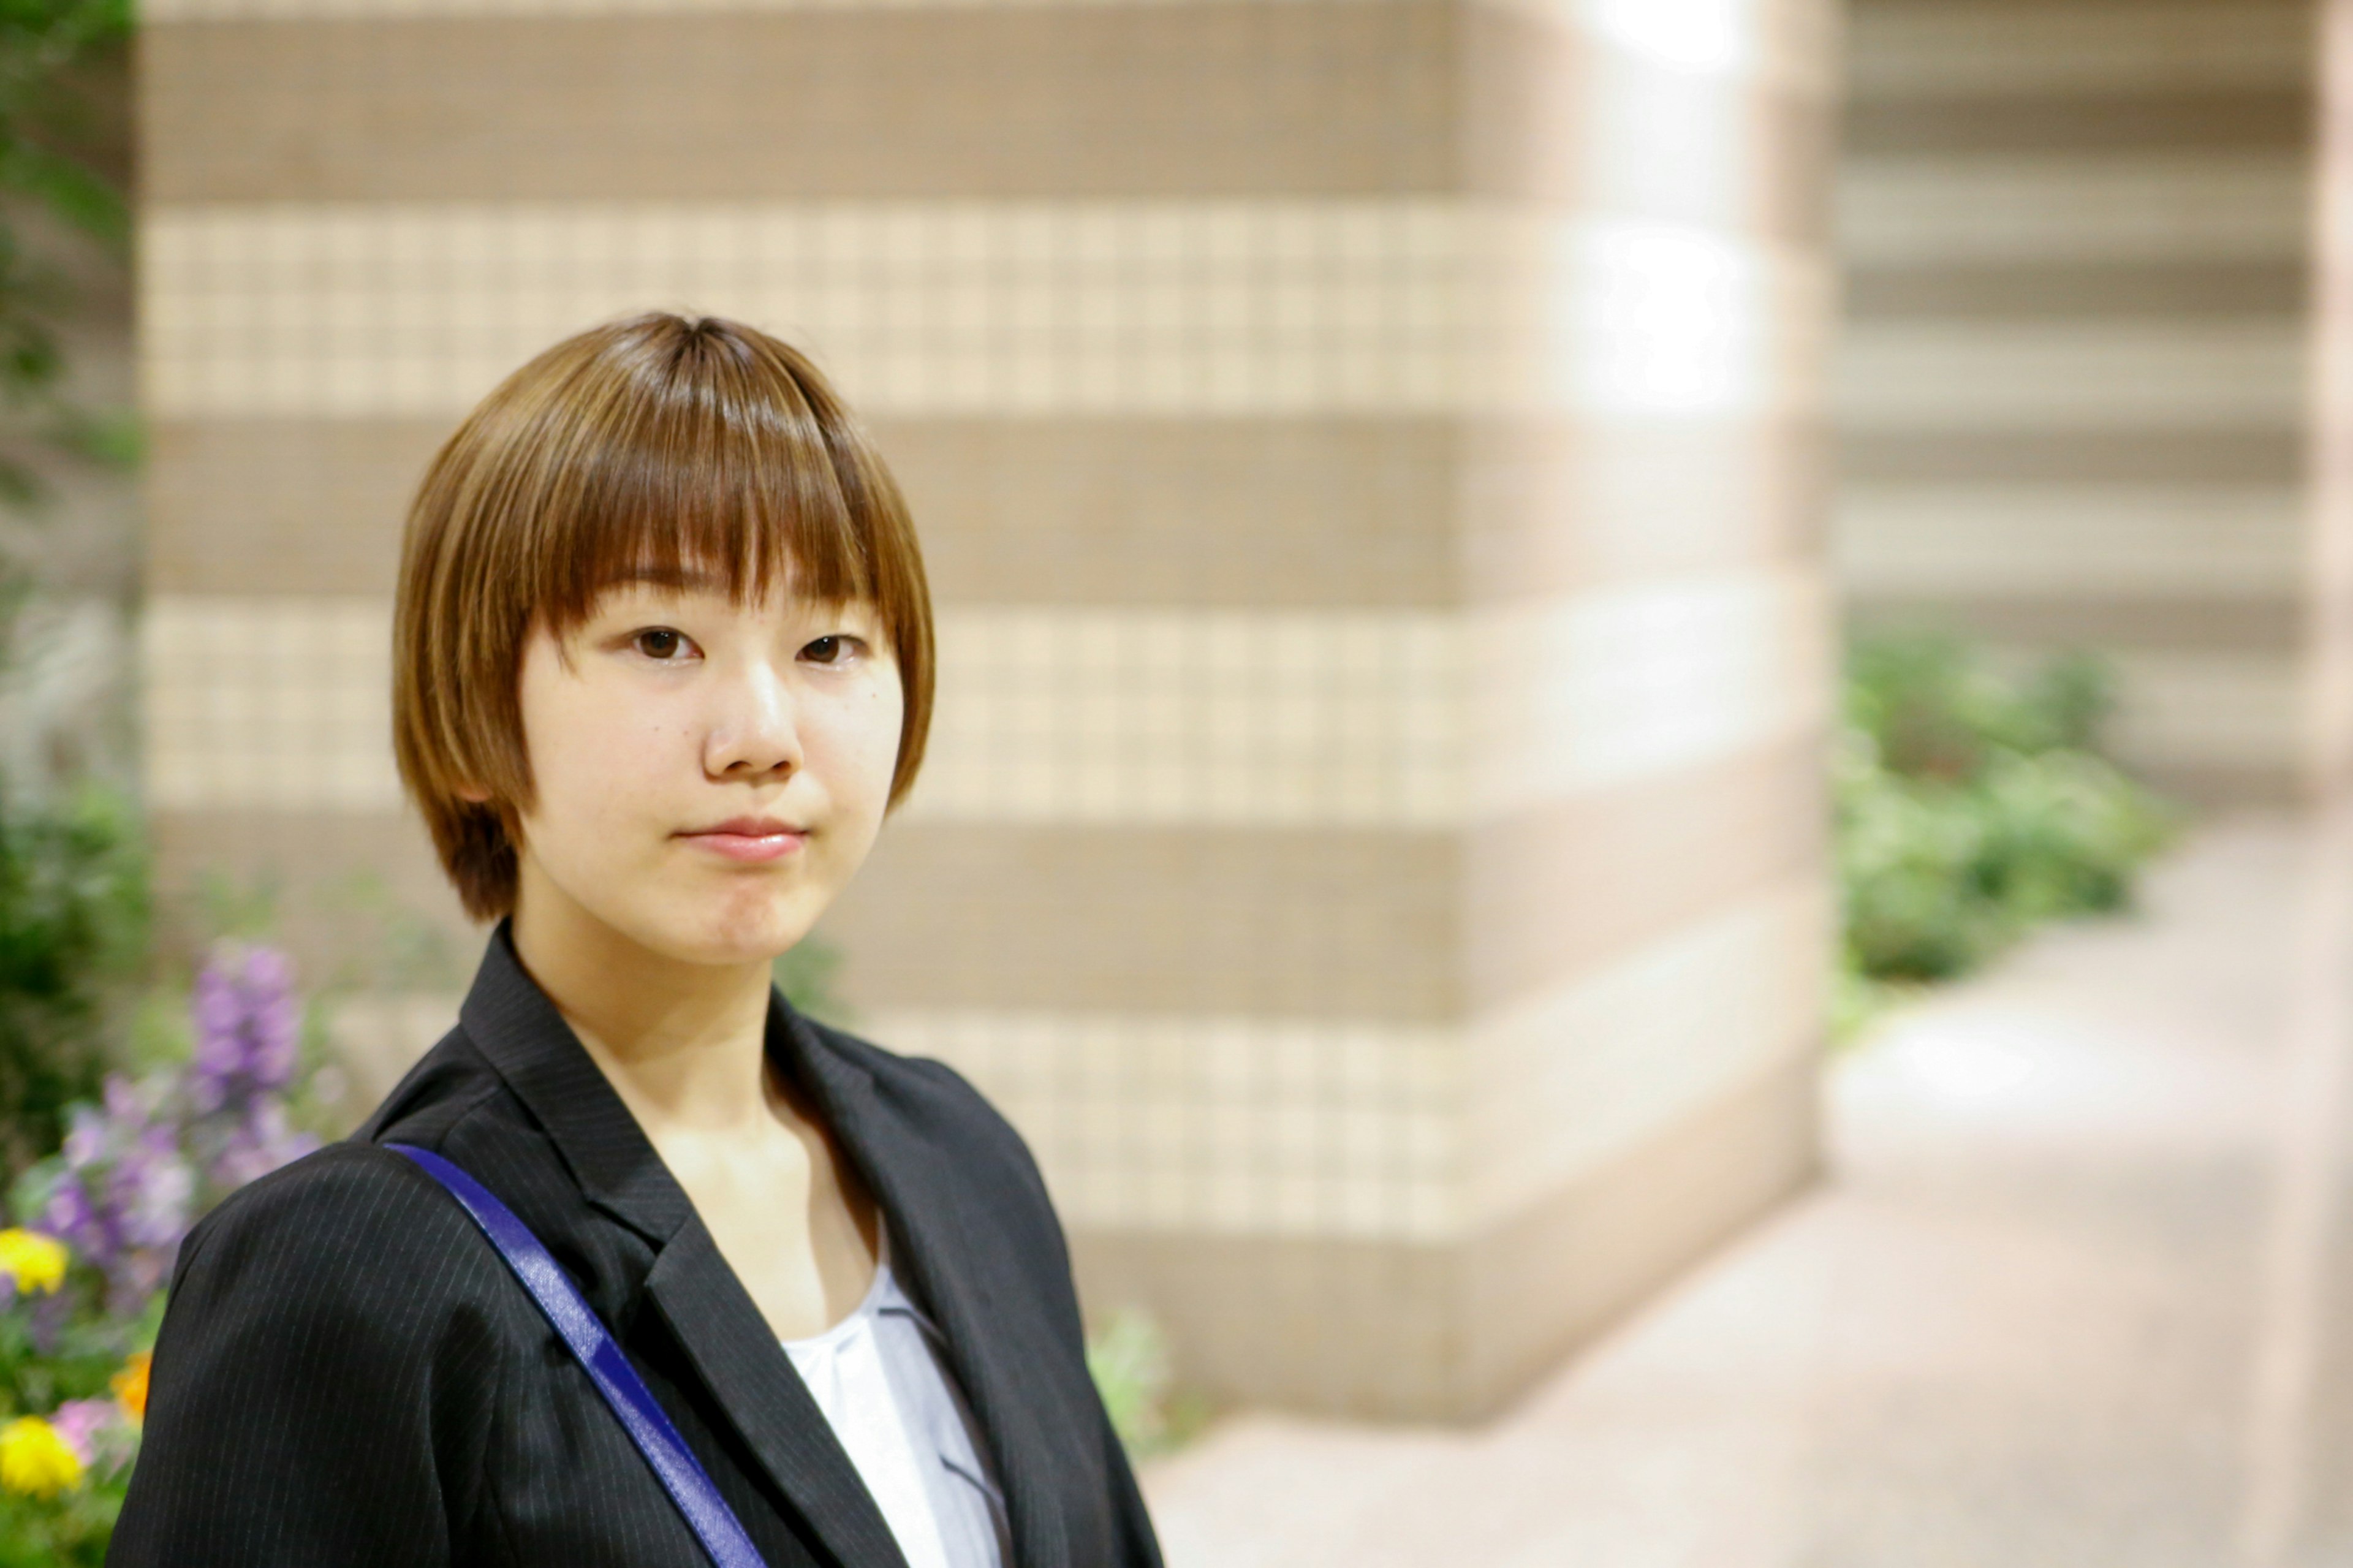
[392,312,935,922]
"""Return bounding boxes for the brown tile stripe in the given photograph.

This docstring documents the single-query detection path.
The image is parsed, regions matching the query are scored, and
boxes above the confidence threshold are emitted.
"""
[821,818,1463,1020]
[1846,259,2310,322]
[143,5,1827,223]
[1844,88,2314,156]
[1847,593,2303,656]
[1840,428,2304,487]
[146,420,439,600]
[148,807,481,992]
[1070,1048,1817,1418]
[142,7,1452,201]
[148,415,1823,605]
[150,734,1826,1024]
[882,418,1464,610]
[1464,732,1827,1010]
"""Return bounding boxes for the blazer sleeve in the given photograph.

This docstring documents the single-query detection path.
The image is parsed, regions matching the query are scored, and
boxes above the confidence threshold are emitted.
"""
[108,1144,509,1568]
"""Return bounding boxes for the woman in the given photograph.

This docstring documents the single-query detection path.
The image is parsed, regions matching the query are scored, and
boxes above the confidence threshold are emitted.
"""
[110,313,1164,1567]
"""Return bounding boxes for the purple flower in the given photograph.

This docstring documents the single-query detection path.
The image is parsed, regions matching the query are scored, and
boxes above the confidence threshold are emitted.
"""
[188,944,301,1118]
[206,1102,320,1192]
[40,1074,195,1314]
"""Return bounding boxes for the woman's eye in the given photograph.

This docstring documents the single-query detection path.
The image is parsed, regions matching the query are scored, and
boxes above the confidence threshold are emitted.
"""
[802,635,856,665]
[631,628,694,661]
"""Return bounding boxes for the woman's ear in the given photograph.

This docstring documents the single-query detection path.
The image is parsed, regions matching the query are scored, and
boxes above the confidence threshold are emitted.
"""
[455,782,492,805]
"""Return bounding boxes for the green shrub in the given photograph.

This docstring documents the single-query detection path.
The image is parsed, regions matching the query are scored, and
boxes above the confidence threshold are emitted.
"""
[0,784,141,1176]
[1836,635,2178,1030]
[1085,1306,1207,1462]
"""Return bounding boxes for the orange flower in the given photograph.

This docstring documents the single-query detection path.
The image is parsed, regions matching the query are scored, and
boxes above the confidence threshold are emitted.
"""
[110,1351,149,1423]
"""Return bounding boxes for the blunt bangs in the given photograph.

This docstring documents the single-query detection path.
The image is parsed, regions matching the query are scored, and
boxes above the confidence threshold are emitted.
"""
[392,312,935,921]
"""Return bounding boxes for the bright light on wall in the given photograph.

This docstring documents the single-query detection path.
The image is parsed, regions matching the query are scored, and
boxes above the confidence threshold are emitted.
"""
[1577,0,1757,75]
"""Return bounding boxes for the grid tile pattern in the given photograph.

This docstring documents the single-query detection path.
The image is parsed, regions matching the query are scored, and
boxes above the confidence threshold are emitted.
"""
[875,873,1821,1242]
[872,1009,1459,1241]
[144,578,1825,822]
[144,202,1828,420]
[142,597,396,811]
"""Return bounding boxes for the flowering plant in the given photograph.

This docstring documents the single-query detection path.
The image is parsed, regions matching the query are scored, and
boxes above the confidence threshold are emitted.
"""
[0,940,322,1564]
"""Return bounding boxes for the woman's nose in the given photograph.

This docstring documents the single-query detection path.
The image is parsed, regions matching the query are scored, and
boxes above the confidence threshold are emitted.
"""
[703,661,803,779]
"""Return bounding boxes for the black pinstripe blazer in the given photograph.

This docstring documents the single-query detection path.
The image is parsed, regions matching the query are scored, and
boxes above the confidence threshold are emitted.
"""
[107,922,1163,1568]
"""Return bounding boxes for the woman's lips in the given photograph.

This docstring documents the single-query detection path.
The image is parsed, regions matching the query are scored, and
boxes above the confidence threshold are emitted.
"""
[679,825,808,863]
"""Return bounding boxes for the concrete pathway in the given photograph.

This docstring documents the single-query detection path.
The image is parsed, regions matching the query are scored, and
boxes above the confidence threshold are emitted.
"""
[1142,812,2353,1566]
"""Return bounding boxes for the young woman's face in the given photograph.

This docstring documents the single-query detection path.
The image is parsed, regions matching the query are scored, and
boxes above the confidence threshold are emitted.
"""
[507,571,904,968]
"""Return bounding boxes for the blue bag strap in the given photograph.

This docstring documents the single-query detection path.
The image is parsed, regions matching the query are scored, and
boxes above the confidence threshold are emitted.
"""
[385,1142,770,1568]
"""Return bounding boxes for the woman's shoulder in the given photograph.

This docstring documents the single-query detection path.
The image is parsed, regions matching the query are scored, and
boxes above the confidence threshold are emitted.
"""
[173,1140,496,1309]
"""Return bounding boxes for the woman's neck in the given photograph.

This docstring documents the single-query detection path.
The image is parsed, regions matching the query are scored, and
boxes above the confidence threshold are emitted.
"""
[507,870,778,1139]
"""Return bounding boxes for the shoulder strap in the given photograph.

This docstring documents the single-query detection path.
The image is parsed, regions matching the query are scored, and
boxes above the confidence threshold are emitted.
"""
[385,1142,770,1568]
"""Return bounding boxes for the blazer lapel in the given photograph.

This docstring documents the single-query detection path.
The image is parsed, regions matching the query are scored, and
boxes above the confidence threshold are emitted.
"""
[777,1000,1075,1568]
[457,923,909,1568]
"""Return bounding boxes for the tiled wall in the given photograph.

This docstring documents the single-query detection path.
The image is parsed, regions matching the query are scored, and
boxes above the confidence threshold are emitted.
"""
[141,0,1836,1416]
[1838,0,2319,803]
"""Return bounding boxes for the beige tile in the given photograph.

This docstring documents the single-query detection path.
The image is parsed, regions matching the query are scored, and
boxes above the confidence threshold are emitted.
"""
[150,411,1825,605]
[1849,0,2313,97]
[1837,319,2308,432]
[1846,86,2312,157]
[1067,1050,1818,1418]
[142,575,1828,822]
[1846,258,2308,322]
[145,8,1458,203]
[143,201,1825,420]
[148,419,445,596]
[1464,731,1825,1009]
[1840,425,2303,487]
[1838,151,2310,267]
[1849,592,2305,657]
[817,818,1463,1020]
[1835,482,2304,600]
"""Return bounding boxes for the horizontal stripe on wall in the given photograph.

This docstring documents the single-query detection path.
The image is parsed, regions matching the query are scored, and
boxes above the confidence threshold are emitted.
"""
[1838,153,2309,266]
[1836,320,2306,430]
[1846,88,2313,157]
[825,732,1824,1020]
[155,725,1823,1032]
[1464,876,1822,1225]
[142,575,1829,824]
[147,413,1827,607]
[870,876,1823,1240]
[1463,729,1823,1007]
[1840,426,2303,487]
[1848,593,2302,657]
[142,0,1835,96]
[1835,483,2304,600]
[1849,1,2312,98]
[1845,259,2308,322]
[144,6,1828,221]
[145,203,1829,420]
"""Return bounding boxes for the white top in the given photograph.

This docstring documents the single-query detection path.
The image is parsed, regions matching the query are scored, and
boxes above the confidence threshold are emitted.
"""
[779,1234,1007,1568]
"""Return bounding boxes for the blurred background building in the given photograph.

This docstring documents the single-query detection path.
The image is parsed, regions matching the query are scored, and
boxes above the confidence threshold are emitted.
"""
[114,0,2351,1425]
[1839,0,2320,806]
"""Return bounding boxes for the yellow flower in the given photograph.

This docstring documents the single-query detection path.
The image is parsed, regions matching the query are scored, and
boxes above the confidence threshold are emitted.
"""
[111,1352,149,1423]
[0,1230,66,1297]
[0,1417,83,1498]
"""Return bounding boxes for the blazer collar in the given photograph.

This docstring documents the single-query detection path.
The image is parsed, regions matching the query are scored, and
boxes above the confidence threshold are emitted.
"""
[453,921,908,1568]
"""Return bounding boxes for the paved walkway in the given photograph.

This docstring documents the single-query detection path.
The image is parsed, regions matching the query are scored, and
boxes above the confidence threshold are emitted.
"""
[1142,812,2353,1566]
